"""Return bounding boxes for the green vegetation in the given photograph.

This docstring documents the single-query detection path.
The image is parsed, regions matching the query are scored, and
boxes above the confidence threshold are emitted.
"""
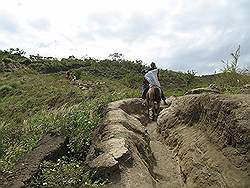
[0,47,249,187]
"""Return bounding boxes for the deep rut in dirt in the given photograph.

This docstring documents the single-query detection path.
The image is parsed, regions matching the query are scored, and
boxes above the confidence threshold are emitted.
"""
[147,122,185,188]
[86,95,249,188]
[85,98,186,188]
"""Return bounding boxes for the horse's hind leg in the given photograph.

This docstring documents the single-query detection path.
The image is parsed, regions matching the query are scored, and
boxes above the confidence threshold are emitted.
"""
[146,100,150,118]
[156,103,160,119]
[153,102,160,121]
[152,103,156,121]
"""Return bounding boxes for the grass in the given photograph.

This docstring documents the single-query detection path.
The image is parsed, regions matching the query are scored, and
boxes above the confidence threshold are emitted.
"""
[29,157,84,187]
[0,68,139,186]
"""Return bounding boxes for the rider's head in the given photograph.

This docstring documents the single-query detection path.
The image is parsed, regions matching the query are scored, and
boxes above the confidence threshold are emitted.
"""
[151,62,156,69]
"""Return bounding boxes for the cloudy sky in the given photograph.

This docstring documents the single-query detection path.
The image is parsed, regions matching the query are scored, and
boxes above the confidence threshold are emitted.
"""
[0,0,249,74]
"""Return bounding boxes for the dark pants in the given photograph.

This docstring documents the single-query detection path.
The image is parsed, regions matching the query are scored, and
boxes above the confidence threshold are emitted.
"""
[142,82,166,100]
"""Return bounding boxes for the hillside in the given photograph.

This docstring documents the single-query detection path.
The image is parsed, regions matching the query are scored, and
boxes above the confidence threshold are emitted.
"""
[0,49,213,95]
[0,49,249,187]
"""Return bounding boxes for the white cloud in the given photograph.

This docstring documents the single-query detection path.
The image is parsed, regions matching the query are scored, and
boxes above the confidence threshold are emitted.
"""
[0,0,249,74]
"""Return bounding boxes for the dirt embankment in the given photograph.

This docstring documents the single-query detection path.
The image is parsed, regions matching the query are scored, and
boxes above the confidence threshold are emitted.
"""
[158,94,249,187]
[86,98,185,187]
[85,99,156,187]
[87,94,249,188]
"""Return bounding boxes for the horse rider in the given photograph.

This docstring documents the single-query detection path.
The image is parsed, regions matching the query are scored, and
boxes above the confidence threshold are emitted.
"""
[142,62,167,105]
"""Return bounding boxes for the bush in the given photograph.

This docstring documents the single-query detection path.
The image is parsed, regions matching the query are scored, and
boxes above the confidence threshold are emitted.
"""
[214,45,250,93]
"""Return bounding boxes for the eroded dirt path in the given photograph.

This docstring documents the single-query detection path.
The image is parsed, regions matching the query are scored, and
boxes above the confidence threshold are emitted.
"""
[85,96,249,187]
[85,98,187,188]
[147,122,185,188]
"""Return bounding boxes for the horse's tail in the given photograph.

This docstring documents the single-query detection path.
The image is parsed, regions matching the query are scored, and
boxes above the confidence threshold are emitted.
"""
[154,87,161,102]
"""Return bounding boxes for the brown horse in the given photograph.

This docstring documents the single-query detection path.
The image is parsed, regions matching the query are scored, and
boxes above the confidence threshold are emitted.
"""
[146,85,161,121]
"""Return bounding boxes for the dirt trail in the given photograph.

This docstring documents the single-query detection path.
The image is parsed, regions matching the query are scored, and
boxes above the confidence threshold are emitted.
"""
[85,98,187,188]
[86,95,249,188]
[147,122,185,188]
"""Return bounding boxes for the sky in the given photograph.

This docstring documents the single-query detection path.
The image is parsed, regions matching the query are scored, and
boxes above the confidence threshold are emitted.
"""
[0,0,249,75]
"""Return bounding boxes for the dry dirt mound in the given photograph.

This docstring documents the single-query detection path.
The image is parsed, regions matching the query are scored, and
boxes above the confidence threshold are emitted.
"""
[157,94,249,187]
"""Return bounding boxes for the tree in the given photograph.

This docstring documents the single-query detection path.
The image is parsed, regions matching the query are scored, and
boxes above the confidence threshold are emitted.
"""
[68,55,76,60]
[8,48,26,56]
[186,69,197,86]
[29,54,43,61]
[108,53,124,60]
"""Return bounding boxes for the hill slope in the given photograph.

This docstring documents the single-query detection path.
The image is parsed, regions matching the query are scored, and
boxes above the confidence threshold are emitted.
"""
[0,49,249,187]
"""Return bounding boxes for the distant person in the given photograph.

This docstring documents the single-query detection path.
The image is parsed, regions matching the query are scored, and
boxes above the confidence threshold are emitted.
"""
[65,71,76,81]
[65,71,71,79]
[142,62,167,105]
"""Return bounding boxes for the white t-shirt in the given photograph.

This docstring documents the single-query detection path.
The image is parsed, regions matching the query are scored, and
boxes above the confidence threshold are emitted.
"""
[144,69,161,87]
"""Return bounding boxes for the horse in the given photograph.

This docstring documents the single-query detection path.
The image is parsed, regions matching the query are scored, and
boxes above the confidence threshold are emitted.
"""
[146,85,161,121]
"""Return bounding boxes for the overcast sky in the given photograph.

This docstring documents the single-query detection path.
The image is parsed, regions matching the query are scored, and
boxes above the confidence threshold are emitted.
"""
[0,0,249,74]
